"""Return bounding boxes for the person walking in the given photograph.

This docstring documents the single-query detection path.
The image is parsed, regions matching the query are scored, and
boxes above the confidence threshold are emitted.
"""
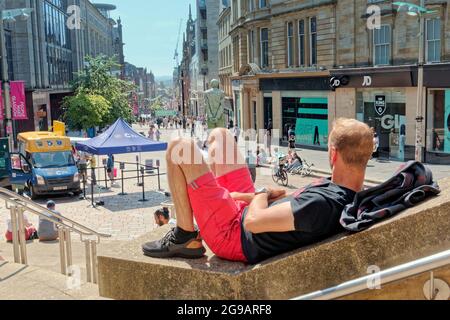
[148,126,155,141]
[107,154,116,186]
[233,125,241,143]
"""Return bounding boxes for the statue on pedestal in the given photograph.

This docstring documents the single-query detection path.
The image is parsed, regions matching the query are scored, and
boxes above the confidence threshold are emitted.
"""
[204,79,226,129]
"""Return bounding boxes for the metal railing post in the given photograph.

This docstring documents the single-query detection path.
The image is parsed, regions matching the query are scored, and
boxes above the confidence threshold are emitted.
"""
[10,206,20,263]
[157,166,161,191]
[59,228,67,275]
[16,208,28,265]
[85,240,92,283]
[91,241,98,284]
[65,229,73,275]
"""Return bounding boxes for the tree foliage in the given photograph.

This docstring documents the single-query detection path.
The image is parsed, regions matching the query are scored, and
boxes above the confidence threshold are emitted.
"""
[63,55,136,130]
[63,93,110,131]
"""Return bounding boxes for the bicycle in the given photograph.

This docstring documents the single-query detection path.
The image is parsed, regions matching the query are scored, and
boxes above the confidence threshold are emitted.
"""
[289,159,315,177]
[272,163,289,187]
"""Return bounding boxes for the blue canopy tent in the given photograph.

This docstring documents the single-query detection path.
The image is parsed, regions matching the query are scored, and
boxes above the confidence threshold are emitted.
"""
[75,118,167,155]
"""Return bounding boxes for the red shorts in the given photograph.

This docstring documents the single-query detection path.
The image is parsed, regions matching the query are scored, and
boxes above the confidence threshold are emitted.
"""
[187,167,255,262]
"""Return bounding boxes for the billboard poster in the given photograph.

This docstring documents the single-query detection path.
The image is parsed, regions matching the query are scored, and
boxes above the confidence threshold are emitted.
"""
[11,81,27,120]
[445,90,450,153]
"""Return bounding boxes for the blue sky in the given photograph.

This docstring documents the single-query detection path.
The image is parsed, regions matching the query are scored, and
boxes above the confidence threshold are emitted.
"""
[103,0,196,78]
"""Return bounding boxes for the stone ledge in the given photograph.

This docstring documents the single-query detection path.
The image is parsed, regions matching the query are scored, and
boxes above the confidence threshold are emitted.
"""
[97,178,450,300]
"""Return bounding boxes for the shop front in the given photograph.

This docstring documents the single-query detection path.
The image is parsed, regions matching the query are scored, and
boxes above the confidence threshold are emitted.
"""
[260,76,330,149]
[357,89,407,161]
[331,66,418,162]
[424,63,450,164]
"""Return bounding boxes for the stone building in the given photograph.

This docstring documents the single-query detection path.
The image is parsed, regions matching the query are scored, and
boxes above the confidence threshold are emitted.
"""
[218,1,234,123]
[1,0,124,137]
[228,0,450,164]
[330,0,450,164]
[229,0,334,148]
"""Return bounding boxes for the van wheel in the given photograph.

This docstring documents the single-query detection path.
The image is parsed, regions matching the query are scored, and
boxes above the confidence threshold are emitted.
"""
[29,185,38,200]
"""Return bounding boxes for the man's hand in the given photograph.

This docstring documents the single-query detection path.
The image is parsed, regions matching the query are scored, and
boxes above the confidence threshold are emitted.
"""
[267,188,287,204]
[230,188,287,204]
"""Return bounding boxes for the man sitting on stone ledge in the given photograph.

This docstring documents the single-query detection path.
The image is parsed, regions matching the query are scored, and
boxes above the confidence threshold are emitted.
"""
[142,118,374,264]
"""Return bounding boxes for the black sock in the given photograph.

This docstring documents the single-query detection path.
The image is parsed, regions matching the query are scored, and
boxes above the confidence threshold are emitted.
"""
[174,226,197,243]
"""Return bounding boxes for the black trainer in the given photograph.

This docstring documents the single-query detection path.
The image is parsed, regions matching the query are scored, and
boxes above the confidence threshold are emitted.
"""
[142,227,206,259]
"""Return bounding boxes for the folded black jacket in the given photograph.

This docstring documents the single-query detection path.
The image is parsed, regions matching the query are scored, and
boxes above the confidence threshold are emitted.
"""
[340,161,441,232]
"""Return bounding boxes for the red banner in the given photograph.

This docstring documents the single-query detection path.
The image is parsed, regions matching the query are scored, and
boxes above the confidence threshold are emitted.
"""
[11,81,27,120]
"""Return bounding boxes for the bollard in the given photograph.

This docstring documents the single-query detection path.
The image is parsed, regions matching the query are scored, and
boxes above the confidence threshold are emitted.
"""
[138,166,148,202]
[119,163,127,196]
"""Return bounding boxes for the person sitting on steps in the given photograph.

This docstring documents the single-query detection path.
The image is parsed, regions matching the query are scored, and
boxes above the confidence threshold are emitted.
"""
[142,118,374,264]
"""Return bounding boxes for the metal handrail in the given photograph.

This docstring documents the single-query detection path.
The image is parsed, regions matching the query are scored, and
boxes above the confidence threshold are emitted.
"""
[0,187,111,283]
[293,249,450,300]
[0,187,110,240]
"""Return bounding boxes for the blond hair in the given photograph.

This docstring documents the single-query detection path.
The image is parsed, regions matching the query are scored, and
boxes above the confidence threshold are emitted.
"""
[329,118,374,168]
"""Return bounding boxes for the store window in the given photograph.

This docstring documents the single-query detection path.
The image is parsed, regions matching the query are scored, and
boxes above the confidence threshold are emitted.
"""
[427,90,450,154]
[357,89,406,161]
[281,97,328,147]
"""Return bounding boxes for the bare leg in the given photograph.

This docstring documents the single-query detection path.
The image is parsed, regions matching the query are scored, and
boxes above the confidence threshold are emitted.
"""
[207,128,247,177]
[166,138,210,232]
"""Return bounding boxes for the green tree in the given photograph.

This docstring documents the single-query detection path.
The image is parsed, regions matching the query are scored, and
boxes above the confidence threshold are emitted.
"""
[63,93,111,131]
[63,55,136,130]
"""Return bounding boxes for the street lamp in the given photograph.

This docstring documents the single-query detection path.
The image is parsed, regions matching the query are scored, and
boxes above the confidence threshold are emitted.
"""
[393,1,436,162]
[0,7,33,150]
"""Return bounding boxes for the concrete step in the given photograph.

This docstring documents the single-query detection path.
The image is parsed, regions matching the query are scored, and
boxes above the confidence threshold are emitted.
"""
[97,178,450,300]
[0,261,104,300]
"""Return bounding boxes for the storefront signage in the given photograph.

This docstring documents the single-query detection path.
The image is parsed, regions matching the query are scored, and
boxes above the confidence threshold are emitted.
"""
[374,95,386,116]
[330,69,416,88]
[362,76,372,87]
[381,114,401,130]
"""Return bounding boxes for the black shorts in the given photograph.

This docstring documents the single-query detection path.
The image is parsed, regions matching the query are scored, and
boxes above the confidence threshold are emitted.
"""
[107,168,113,173]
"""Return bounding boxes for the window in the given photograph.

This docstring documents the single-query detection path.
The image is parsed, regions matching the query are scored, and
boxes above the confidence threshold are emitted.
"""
[260,28,269,68]
[298,20,305,66]
[426,19,441,63]
[233,35,240,72]
[247,0,254,13]
[248,29,255,63]
[374,25,391,66]
[287,22,294,67]
[309,17,317,66]
[259,0,267,9]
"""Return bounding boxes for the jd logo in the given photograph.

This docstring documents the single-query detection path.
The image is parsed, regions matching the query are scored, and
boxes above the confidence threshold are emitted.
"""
[362,76,372,87]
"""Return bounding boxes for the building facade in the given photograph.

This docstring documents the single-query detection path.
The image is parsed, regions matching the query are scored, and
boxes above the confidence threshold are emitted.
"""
[329,0,450,164]
[1,0,124,138]
[218,1,234,123]
[227,0,450,164]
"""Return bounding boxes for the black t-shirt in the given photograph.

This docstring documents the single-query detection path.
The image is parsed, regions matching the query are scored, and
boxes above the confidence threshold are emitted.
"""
[240,178,355,264]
